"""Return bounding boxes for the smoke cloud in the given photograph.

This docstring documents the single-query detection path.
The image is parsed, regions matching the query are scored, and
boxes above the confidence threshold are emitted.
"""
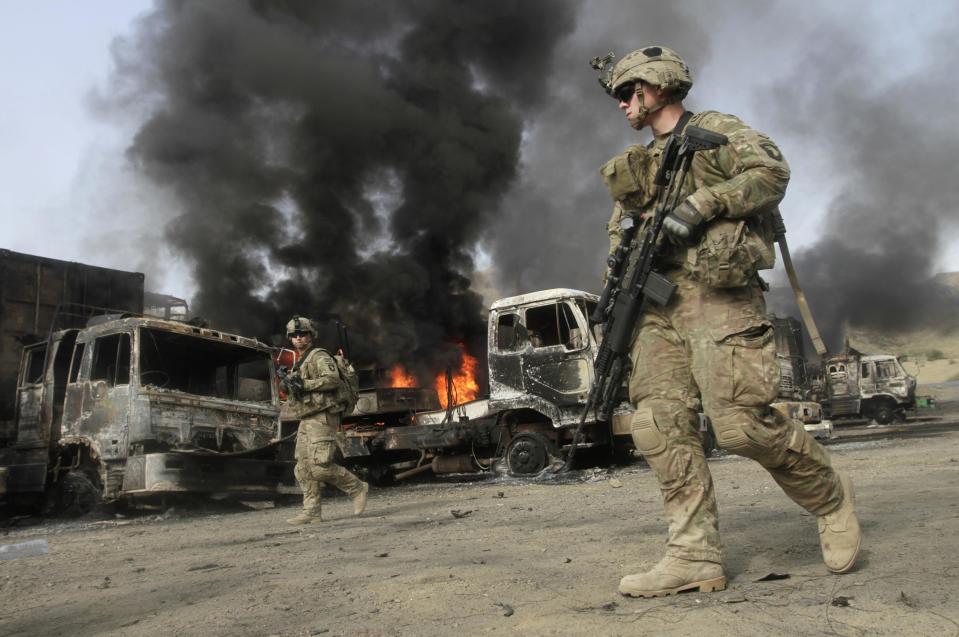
[109,0,959,375]
[761,12,959,350]
[108,0,575,381]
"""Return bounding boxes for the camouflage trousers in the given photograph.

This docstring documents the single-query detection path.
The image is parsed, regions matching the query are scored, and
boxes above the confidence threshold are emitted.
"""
[628,271,843,563]
[294,412,365,516]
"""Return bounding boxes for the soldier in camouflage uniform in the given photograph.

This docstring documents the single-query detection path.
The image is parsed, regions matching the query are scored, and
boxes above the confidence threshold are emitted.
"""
[283,316,368,525]
[598,47,861,597]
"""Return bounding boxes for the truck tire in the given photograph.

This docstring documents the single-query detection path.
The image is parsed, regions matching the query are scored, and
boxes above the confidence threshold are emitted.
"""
[872,402,895,426]
[506,432,551,476]
[54,470,101,517]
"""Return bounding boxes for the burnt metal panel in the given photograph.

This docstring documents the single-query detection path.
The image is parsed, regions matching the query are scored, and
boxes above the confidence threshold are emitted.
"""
[353,388,439,416]
[520,346,590,408]
[379,418,500,452]
[123,452,295,496]
[0,250,144,437]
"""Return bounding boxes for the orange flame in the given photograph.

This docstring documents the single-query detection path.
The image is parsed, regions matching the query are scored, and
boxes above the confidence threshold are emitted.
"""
[435,348,480,409]
[388,364,417,388]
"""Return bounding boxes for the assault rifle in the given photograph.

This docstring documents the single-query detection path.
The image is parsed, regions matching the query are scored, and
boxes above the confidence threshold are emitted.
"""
[561,125,728,471]
[277,365,305,401]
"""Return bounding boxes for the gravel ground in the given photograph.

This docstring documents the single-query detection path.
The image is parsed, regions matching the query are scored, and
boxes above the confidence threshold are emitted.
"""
[2,417,958,637]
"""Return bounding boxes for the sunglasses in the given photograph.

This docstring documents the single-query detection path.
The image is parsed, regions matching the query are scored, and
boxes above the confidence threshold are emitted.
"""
[612,82,636,103]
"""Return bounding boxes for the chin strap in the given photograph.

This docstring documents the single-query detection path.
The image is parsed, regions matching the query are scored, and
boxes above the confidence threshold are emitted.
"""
[630,85,666,128]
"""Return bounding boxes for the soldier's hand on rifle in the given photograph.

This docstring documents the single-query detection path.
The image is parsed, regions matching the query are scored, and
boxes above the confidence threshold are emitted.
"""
[662,200,705,245]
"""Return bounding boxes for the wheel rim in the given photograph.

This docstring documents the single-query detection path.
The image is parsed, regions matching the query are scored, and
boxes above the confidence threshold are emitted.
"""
[507,435,548,475]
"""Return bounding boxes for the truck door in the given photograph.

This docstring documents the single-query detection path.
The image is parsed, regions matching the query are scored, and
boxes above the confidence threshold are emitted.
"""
[45,330,79,443]
[13,343,48,446]
[488,310,528,398]
[859,361,877,397]
[71,333,132,460]
[520,301,592,407]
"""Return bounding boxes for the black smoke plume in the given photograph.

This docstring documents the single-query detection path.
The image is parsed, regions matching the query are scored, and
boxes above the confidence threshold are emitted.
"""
[110,0,574,383]
[764,22,959,351]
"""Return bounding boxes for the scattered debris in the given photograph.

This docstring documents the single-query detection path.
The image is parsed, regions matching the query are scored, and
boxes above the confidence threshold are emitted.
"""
[609,478,623,488]
[0,538,48,561]
[755,573,791,582]
[899,591,920,608]
[723,594,748,604]
[563,557,572,563]
[495,603,514,617]
[264,530,300,538]
[495,492,505,498]
[600,601,618,611]
[831,596,853,607]
[94,577,112,590]
[375,552,389,558]
[187,563,221,572]
[450,509,473,519]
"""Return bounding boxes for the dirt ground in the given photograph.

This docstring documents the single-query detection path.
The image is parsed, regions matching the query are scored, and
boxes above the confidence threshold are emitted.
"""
[3,412,959,637]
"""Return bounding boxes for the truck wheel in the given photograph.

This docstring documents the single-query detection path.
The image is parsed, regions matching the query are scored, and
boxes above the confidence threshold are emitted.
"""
[506,433,550,475]
[55,470,101,517]
[872,403,895,426]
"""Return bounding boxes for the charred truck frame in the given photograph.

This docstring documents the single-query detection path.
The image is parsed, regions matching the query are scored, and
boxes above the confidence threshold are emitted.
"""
[338,288,641,479]
[0,251,295,514]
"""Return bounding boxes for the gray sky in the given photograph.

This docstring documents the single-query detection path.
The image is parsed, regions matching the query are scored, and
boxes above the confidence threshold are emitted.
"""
[2,1,958,307]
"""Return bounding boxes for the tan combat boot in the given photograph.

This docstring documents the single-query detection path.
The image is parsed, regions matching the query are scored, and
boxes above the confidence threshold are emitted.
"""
[619,556,727,598]
[818,471,861,573]
[353,482,369,516]
[286,511,322,526]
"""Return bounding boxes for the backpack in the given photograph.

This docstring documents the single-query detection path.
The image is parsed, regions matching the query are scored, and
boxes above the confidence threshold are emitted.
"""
[331,352,360,414]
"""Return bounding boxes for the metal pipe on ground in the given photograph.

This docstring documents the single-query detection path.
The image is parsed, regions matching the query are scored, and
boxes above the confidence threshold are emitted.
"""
[393,454,480,480]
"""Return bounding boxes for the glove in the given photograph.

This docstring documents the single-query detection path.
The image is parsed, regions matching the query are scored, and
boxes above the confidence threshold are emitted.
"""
[277,366,305,399]
[662,200,705,245]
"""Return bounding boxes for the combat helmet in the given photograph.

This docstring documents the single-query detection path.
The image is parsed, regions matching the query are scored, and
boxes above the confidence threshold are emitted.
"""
[607,46,692,101]
[286,315,315,337]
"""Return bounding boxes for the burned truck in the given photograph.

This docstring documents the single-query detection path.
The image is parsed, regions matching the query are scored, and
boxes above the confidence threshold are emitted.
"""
[332,288,609,478]
[768,315,916,425]
[0,250,295,513]
[818,349,917,424]
[0,315,293,513]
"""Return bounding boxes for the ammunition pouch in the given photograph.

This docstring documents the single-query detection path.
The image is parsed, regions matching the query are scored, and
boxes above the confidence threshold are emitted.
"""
[685,215,776,288]
[600,145,656,210]
[291,390,337,419]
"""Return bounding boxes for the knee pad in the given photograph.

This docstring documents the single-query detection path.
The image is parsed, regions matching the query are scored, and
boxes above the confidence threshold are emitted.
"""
[294,460,309,483]
[713,420,775,462]
[630,407,667,456]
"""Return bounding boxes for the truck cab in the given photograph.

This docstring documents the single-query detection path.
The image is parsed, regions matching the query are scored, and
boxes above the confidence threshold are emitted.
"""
[488,289,599,420]
[823,351,916,424]
[400,289,636,476]
[1,316,295,513]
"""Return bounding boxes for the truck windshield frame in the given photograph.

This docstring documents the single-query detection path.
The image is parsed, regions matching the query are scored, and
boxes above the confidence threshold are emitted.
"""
[137,327,274,403]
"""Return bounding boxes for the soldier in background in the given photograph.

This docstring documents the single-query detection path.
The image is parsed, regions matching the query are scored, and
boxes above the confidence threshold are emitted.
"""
[282,316,368,525]
[597,46,861,597]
